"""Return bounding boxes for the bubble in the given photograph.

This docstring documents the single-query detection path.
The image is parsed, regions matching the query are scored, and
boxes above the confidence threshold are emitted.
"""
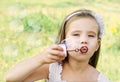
[64,38,80,50]
[9,19,24,33]
[26,35,41,48]
[3,45,18,58]
[61,38,88,54]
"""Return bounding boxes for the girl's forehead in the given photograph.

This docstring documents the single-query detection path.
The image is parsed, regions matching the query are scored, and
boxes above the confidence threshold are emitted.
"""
[65,17,99,34]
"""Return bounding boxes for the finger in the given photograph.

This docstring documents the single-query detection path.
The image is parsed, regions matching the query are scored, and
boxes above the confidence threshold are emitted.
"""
[49,49,65,57]
[47,50,65,60]
[51,44,63,51]
[49,54,65,62]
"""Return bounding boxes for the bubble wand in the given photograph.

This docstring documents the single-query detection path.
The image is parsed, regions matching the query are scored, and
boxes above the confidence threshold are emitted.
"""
[60,38,88,54]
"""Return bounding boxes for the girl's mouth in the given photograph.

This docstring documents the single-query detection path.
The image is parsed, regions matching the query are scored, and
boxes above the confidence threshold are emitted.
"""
[80,46,88,54]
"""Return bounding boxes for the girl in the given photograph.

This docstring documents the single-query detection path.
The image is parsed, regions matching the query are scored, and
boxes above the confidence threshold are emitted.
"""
[6,9,111,82]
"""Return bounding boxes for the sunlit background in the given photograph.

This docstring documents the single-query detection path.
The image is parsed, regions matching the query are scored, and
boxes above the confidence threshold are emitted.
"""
[0,0,120,82]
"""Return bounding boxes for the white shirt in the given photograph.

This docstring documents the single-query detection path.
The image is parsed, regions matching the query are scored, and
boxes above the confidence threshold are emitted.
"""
[47,62,111,82]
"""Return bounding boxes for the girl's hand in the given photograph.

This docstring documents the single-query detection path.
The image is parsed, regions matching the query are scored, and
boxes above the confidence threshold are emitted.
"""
[40,44,66,64]
[6,44,66,82]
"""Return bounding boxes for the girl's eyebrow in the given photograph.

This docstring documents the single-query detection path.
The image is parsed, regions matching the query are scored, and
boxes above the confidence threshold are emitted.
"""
[71,30,82,33]
[88,31,97,35]
[71,30,97,34]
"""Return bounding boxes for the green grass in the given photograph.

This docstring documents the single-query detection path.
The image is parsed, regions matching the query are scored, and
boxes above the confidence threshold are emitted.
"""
[0,0,120,82]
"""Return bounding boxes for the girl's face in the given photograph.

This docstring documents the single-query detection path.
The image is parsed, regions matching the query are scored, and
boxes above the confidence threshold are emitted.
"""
[65,17,100,62]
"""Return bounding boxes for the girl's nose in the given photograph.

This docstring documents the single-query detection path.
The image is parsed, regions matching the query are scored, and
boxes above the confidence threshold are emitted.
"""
[80,35,88,44]
[81,41,87,44]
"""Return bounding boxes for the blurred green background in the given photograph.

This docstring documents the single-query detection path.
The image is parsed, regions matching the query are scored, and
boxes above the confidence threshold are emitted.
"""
[0,0,120,82]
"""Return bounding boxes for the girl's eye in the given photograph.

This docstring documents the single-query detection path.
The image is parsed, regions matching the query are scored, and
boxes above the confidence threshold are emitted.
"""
[88,35,95,37]
[72,34,80,36]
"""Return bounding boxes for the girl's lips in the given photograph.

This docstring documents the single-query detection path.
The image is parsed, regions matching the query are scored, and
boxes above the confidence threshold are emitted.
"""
[80,46,88,54]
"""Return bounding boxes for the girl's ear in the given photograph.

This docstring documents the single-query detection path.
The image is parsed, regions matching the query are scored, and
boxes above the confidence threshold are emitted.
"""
[96,39,101,51]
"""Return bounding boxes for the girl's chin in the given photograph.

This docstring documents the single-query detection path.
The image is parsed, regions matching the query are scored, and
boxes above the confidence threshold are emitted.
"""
[72,58,89,62]
[68,52,89,55]
[68,53,92,60]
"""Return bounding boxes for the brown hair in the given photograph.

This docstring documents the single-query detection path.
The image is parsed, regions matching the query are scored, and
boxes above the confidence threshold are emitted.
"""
[56,9,102,68]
